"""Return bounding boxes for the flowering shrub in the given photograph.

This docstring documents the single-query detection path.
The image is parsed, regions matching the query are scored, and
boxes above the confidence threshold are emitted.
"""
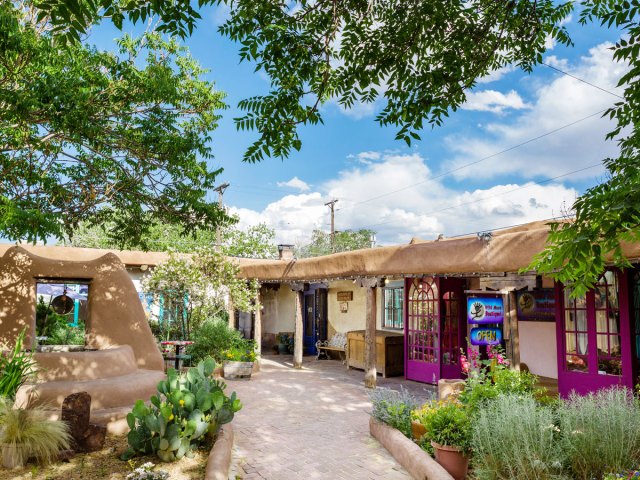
[224,343,257,362]
[604,471,640,479]
[126,462,169,480]
[369,387,419,438]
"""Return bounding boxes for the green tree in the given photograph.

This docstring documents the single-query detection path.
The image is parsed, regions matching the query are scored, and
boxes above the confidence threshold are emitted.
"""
[0,1,229,245]
[67,215,278,258]
[297,229,376,258]
[143,247,259,340]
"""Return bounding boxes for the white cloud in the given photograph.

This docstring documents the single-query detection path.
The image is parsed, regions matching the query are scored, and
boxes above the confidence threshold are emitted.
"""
[477,65,516,84]
[229,152,578,245]
[445,42,627,181]
[277,176,311,192]
[463,89,529,114]
[346,151,382,165]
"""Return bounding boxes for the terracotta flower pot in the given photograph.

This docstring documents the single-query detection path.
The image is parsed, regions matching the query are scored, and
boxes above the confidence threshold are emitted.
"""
[411,420,427,440]
[431,441,469,480]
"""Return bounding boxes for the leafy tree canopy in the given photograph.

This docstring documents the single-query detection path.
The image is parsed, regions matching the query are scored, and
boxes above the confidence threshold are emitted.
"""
[67,215,278,259]
[1,1,229,245]
[28,0,640,293]
[297,229,376,258]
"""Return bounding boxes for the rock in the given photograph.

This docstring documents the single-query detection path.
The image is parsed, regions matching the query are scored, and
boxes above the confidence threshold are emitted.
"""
[58,449,76,462]
[60,392,106,453]
[82,423,107,453]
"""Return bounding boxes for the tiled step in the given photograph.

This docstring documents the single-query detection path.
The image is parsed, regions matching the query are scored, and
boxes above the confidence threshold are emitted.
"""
[34,346,139,382]
[16,369,165,411]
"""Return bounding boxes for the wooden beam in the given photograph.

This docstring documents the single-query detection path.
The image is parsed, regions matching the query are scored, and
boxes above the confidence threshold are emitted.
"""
[293,290,304,369]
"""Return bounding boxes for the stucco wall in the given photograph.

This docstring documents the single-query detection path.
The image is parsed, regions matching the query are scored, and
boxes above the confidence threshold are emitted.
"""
[327,281,368,335]
[519,320,558,379]
[261,287,296,337]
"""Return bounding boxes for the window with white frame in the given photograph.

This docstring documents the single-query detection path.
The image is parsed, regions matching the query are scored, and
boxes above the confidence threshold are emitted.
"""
[382,286,404,329]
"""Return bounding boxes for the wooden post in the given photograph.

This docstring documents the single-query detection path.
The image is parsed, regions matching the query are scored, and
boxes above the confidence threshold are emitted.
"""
[227,295,235,330]
[507,291,520,369]
[359,278,379,388]
[254,288,262,369]
[291,283,305,369]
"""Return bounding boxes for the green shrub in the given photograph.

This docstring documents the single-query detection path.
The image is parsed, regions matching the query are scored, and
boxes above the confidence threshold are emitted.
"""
[123,357,242,462]
[421,400,472,453]
[369,387,419,438]
[187,318,251,364]
[0,328,37,400]
[559,388,640,480]
[44,320,85,346]
[223,343,257,362]
[0,398,71,466]
[471,395,566,480]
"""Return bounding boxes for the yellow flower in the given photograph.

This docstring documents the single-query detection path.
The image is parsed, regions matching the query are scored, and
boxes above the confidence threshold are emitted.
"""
[169,414,174,421]
[179,399,185,406]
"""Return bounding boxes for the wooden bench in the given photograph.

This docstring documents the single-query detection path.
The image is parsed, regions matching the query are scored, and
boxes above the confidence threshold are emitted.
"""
[316,333,348,364]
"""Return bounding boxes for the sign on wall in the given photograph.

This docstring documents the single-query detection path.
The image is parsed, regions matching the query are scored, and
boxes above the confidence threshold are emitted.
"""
[470,327,503,346]
[467,296,504,324]
[337,291,353,302]
[516,289,556,322]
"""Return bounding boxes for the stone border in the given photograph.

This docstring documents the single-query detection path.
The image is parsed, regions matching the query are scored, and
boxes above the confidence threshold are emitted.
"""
[369,418,453,480]
[205,423,234,480]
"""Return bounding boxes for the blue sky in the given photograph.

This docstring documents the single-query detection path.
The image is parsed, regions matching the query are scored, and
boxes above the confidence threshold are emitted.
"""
[89,5,625,247]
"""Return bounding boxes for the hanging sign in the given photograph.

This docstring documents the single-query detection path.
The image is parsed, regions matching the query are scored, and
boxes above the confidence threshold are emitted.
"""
[337,291,353,302]
[467,296,504,324]
[470,327,503,346]
[516,289,556,322]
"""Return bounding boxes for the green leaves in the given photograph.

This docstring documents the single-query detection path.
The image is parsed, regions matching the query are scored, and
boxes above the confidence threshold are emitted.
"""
[1,3,229,245]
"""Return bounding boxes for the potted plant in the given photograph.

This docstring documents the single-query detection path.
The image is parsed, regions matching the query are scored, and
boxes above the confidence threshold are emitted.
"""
[0,399,71,468]
[410,403,434,441]
[223,342,257,379]
[277,332,292,355]
[423,400,471,480]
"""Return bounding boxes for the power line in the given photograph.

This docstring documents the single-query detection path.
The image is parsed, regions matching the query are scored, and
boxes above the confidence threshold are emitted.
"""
[346,162,601,231]
[541,62,624,100]
[336,108,608,212]
[447,215,569,239]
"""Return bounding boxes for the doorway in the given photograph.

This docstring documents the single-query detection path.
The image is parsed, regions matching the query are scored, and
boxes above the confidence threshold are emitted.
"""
[404,277,467,384]
[303,284,328,355]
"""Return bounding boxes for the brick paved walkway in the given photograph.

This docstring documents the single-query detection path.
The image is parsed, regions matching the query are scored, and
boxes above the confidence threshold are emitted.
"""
[227,355,435,480]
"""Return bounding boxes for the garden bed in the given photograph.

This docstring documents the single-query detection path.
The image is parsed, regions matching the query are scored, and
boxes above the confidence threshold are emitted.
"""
[0,435,209,480]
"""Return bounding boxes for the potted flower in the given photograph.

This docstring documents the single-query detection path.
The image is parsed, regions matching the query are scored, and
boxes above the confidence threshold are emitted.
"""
[277,332,293,355]
[223,343,257,379]
[423,400,471,480]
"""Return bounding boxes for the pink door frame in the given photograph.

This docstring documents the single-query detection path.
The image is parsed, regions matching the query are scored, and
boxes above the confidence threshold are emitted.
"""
[555,268,634,396]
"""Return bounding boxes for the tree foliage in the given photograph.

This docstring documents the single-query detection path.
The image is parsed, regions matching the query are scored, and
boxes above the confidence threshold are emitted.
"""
[297,229,376,258]
[143,247,259,340]
[1,1,229,244]
[67,215,278,258]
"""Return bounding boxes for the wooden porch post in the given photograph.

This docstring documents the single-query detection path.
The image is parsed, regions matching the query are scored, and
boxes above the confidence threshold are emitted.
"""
[291,283,305,369]
[254,287,262,369]
[360,278,379,388]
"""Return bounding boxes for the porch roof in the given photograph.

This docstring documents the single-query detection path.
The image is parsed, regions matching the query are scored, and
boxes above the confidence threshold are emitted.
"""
[236,220,640,282]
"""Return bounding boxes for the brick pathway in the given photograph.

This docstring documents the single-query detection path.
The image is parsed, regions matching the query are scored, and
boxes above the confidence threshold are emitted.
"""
[227,355,435,480]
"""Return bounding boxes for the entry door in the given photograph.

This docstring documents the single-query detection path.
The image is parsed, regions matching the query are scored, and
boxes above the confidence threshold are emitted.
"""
[303,287,328,356]
[405,277,440,383]
[557,269,633,396]
[440,278,467,379]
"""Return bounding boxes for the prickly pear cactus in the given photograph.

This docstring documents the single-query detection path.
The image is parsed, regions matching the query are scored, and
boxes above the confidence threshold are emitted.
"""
[122,356,242,462]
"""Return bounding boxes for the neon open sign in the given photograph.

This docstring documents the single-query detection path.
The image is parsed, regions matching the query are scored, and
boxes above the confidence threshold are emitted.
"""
[470,327,503,346]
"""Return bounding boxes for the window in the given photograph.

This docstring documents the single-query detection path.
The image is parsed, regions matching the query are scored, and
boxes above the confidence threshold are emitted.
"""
[382,286,404,330]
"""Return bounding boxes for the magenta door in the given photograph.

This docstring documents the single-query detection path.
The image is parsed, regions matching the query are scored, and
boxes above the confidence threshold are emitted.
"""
[557,269,634,396]
[440,278,467,380]
[405,277,440,383]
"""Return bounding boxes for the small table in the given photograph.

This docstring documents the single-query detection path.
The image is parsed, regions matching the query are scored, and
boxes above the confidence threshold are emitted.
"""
[160,340,193,370]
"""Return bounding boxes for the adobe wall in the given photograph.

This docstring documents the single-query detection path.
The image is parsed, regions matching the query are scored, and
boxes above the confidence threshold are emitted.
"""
[0,246,163,371]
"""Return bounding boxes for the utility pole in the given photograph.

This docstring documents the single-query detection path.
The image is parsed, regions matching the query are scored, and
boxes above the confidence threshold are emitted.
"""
[324,199,338,253]
[214,182,230,250]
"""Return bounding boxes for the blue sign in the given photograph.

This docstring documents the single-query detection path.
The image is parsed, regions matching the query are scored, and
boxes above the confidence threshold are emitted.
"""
[470,327,503,346]
[467,296,504,324]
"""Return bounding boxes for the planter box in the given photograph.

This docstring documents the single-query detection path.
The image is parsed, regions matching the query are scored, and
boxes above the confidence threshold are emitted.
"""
[369,418,453,480]
[223,361,253,379]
